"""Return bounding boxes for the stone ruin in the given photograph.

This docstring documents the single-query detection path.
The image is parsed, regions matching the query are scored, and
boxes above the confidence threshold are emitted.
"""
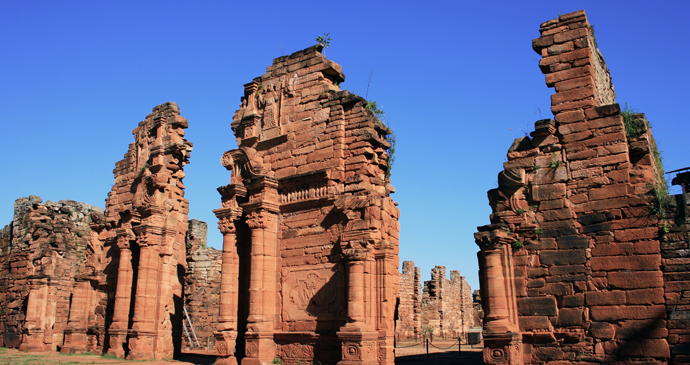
[395,261,476,341]
[475,10,689,365]
[421,266,474,340]
[0,196,106,352]
[0,102,194,360]
[100,101,193,360]
[183,219,222,351]
[212,45,400,365]
[0,46,400,364]
[396,261,421,340]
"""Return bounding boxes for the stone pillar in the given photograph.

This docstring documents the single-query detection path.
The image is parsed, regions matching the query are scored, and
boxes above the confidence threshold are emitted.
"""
[128,230,160,360]
[108,235,133,358]
[62,281,92,354]
[213,202,241,365]
[475,228,522,365]
[242,208,278,365]
[338,242,378,365]
[19,285,49,352]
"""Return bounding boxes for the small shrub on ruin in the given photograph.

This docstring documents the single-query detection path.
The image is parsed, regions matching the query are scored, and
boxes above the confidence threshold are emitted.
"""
[315,32,331,52]
[622,103,649,139]
[366,101,396,180]
[534,228,543,234]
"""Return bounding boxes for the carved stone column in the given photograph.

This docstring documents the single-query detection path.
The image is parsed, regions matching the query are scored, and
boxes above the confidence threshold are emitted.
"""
[107,234,134,358]
[128,228,161,360]
[19,285,49,352]
[213,198,242,365]
[475,228,522,365]
[242,208,278,365]
[338,242,378,365]
[62,280,92,354]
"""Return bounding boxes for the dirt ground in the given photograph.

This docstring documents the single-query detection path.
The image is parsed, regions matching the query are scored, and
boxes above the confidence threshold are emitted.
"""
[0,343,485,365]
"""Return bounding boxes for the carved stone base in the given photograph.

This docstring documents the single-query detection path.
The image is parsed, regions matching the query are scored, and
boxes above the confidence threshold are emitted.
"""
[106,328,128,358]
[240,332,275,365]
[61,329,88,354]
[19,330,46,352]
[214,331,238,365]
[337,325,379,365]
[483,332,523,365]
[127,331,155,361]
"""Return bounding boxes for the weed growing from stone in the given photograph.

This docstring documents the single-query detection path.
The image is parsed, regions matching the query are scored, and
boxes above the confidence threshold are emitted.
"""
[366,101,396,180]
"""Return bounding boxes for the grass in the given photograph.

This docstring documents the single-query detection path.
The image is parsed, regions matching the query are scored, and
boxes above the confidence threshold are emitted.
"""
[365,101,396,180]
[622,103,648,139]
[0,348,130,364]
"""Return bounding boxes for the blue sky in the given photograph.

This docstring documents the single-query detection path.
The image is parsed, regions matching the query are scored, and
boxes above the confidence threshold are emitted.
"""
[2,1,688,291]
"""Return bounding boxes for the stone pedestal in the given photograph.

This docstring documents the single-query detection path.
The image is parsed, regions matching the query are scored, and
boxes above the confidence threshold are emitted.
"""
[483,332,522,365]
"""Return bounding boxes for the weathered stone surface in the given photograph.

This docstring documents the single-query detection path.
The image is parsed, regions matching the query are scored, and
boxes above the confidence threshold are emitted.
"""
[396,261,421,340]
[0,197,106,353]
[214,45,399,365]
[100,102,193,360]
[419,266,475,341]
[476,9,684,365]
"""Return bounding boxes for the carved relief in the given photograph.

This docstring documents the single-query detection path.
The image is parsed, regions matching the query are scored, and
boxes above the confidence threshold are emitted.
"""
[282,266,345,321]
[245,340,258,357]
[278,343,314,359]
[280,182,328,203]
[246,210,267,229]
[343,343,361,361]
[218,217,236,235]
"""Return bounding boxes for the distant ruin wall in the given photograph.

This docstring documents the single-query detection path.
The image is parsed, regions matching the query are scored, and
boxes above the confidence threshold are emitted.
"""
[396,261,421,340]
[475,10,685,364]
[183,219,221,351]
[396,262,475,341]
[421,266,473,340]
[0,196,106,352]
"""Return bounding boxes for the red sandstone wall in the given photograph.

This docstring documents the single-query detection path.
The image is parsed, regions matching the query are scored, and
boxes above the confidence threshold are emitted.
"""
[99,101,192,360]
[476,10,681,365]
[420,266,474,340]
[0,196,106,352]
[214,45,400,365]
[183,219,221,351]
[396,261,421,340]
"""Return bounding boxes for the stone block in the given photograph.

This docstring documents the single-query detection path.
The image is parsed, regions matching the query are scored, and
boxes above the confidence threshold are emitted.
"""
[608,270,663,289]
[586,290,626,306]
[590,305,665,321]
[557,236,588,249]
[540,250,587,265]
[517,297,558,316]
[520,316,551,331]
[626,288,664,305]
[590,255,660,272]
[532,183,566,201]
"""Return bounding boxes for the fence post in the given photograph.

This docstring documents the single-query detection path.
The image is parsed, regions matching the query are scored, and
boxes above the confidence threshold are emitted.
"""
[426,338,429,360]
[458,337,462,356]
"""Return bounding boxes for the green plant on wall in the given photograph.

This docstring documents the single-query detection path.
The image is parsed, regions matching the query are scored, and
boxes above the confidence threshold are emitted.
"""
[622,103,649,139]
[315,32,331,53]
[366,101,396,180]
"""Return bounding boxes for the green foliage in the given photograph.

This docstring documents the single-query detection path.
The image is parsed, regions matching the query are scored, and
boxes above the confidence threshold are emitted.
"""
[532,219,538,224]
[512,240,524,251]
[534,228,543,234]
[272,357,283,365]
[531,164,540,171]
[315,33,331,49]
[366,101,396,180]
[622,103,648,139]
[516,208,525,214]
[550,159,562,168]
[139,162,151,174]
